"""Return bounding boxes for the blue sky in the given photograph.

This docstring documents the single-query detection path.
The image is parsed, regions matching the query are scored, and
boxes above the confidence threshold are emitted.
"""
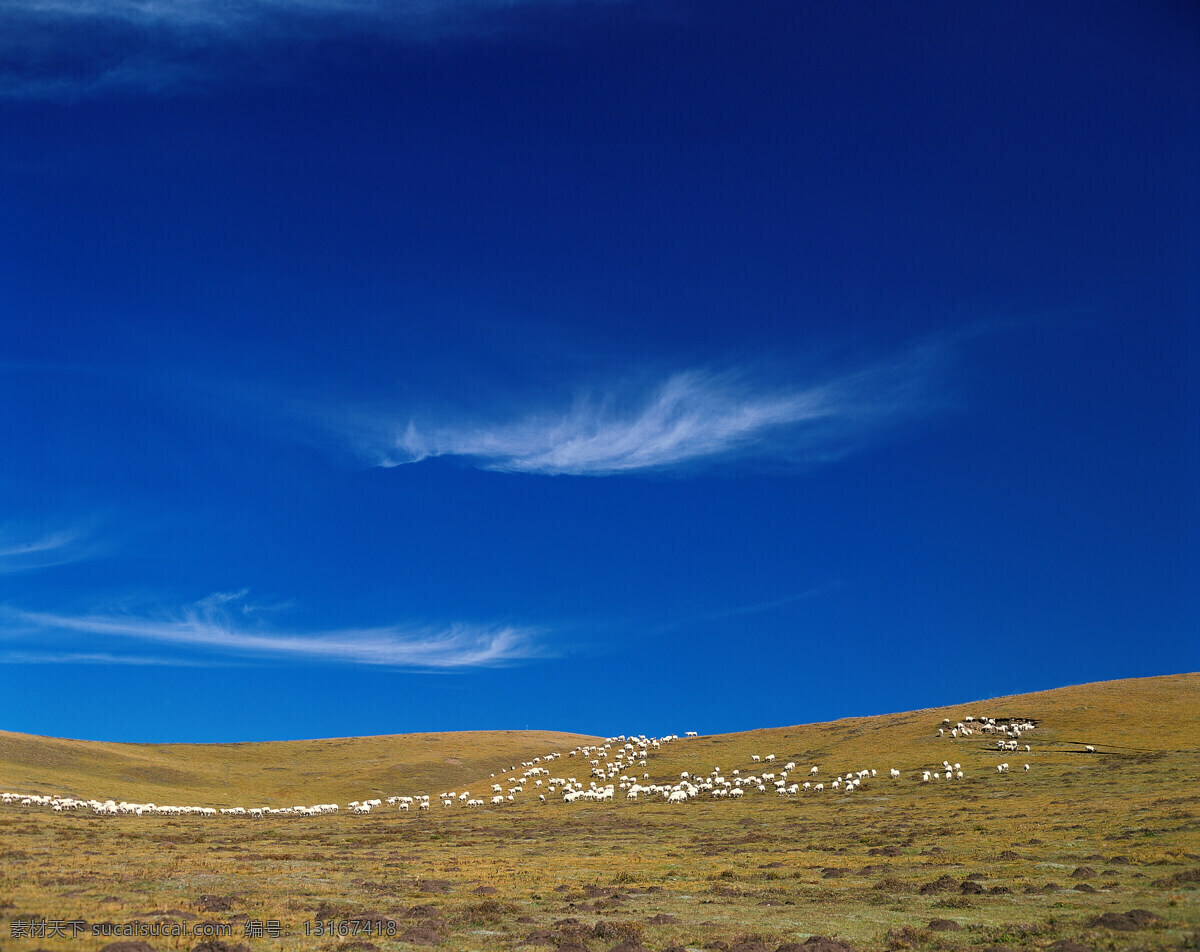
[1,0,1196,742]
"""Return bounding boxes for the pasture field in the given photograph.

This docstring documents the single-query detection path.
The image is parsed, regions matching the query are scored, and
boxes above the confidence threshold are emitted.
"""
[1,673,1197,952]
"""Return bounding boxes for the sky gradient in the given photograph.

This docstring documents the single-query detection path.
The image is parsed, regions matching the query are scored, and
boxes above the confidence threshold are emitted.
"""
[1,0,1196,742]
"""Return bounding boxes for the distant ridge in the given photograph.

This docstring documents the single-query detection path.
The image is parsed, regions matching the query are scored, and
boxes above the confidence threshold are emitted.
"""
[1,672,1195,808]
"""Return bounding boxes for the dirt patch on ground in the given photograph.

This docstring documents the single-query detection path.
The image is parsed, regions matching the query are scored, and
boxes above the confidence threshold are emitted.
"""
[346,911,400,930]
[795,938,860,952]
[195,895,239,913]
[1153,867,1199,888]
[1088,909,1164,931]
[592,920,644,944]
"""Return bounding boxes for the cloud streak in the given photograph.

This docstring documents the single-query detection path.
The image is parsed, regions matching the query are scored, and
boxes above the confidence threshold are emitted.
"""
[2,592,542,669]
[0,526,96,574]
[0,0,619,99]
[357,346,946,476]
[0,650,221,667]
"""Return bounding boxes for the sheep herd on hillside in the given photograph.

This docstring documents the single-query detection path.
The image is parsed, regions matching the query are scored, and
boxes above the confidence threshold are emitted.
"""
[0,714,1085,821]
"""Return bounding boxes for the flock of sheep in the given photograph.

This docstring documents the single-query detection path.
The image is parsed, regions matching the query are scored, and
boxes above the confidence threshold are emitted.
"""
[0,714,1070,820]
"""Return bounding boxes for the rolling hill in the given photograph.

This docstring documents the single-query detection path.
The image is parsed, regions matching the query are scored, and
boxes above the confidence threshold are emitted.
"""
[1,672,1195,807]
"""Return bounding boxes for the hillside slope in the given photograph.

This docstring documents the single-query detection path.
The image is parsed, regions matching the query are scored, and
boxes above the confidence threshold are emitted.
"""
[643,671,1200,781]
[1,672,1195,808]
[0,728,602,806]
[1,673,1197,952]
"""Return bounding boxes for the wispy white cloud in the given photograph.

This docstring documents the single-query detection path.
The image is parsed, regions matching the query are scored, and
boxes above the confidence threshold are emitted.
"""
[0,650,222,667]
[687,587,832,624]
[353,345,947,476]
[2,591,542,669]
[3,0,556,29]
[0,0,621,99]
[0,526,96,574]
[0,529,77,559]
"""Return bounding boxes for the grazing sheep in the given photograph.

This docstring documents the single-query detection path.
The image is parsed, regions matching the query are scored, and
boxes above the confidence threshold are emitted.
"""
[0,720,1069,825]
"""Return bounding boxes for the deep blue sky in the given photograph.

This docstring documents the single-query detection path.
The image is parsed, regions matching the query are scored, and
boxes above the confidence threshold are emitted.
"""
[1,0,1196,742]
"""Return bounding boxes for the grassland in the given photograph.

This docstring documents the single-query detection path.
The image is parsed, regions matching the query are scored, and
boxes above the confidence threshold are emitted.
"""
[0,673,1196,952]
[0,729,601,808]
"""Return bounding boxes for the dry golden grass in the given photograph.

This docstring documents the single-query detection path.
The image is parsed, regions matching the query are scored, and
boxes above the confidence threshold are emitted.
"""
[0,729,601,807]
[1,673,1196,952]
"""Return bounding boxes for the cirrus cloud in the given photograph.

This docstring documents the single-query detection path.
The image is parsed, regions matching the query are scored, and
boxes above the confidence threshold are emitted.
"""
[1,591,543,669]
[0,524,101,574]
[0,0,625,99]
[348,343,948,476]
